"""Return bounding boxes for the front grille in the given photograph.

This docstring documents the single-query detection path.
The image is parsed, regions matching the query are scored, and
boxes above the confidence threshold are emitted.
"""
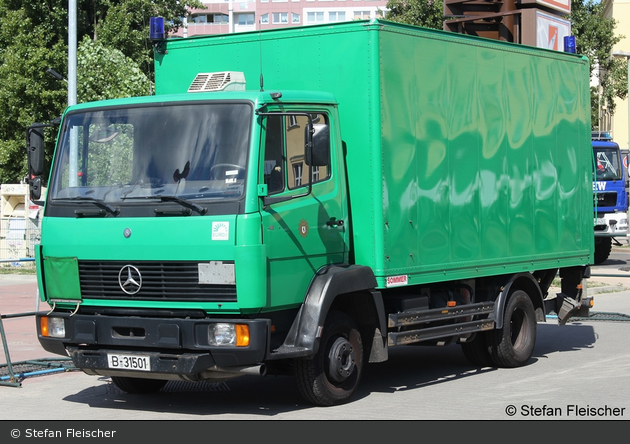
[78,261,237,302]
[596,192,617,207]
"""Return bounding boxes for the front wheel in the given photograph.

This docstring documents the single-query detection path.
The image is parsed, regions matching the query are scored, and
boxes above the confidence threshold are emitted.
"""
[594,237,612,265]
[488,290,537,368]
[295,311,364,406]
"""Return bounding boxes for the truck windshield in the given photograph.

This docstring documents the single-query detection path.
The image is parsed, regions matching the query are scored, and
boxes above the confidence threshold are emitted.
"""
[49,102,251,207]
[594,147,623,181]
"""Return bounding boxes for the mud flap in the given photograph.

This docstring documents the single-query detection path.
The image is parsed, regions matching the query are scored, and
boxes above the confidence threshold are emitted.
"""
[556,293,580,326]
[367,327,388,363]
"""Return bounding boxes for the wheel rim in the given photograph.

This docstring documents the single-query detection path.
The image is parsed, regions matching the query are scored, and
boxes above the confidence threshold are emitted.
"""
[326,336,356,383]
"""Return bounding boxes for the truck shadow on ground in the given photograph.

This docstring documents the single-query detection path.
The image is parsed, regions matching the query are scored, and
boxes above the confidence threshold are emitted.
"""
[356,322,597,397]
[598,258,628,266]
[62,322,596,417]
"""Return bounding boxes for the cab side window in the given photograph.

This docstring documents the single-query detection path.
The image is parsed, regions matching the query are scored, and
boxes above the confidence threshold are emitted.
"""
[264,115,285,194]
[286,113,330,190]
[263,112,331,195]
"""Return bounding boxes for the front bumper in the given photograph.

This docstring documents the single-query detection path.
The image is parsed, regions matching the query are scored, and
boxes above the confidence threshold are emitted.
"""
[37,313,269,380]
[594,212,628,236]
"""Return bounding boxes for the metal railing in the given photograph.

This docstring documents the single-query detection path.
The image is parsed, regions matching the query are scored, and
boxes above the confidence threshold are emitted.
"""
[0,257,76,387]
[0,217,40,270]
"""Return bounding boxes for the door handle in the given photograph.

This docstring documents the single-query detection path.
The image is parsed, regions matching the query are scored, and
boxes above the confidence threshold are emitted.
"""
[326,218,344,228]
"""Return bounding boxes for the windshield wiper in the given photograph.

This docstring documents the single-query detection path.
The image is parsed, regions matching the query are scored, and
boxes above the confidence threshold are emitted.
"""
[158,195,208,215]
[56,196,120,216]
[122,195,207,215]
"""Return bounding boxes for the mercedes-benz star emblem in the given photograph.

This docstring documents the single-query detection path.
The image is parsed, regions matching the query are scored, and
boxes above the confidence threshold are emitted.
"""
[118,265,142,295]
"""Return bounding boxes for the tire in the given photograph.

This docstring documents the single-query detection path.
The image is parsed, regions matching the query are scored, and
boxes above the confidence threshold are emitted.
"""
[111,376,168,394]
[295,311,364,406]
[488,290,536,368]
[594,237,612,265]
[461,332,494,367]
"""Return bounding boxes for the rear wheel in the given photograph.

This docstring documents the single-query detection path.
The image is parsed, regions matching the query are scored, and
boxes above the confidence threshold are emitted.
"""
[295,311,364,406]
[488,290,536,368]
[111,376,168,394]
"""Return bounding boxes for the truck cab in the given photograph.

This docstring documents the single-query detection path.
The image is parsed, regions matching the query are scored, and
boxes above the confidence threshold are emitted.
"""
[592,132,629,264]
[30,86,362,403]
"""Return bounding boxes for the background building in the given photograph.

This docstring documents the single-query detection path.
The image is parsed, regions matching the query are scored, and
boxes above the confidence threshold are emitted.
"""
[173,0,389,37]
[603,0,630,152]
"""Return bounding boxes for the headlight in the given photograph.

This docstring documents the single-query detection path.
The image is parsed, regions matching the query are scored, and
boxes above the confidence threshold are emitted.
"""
[40,317,65,338]
[208,323,249,346]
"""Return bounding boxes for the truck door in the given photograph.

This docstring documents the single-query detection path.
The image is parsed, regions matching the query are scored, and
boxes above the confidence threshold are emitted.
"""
[260,111,347,308]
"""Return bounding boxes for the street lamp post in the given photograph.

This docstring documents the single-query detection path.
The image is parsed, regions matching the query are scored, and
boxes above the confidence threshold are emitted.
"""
[68,0,77,107]
[67,0,78,184]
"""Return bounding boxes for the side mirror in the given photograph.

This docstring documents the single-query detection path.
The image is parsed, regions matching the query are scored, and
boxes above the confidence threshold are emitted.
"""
[27,125,45,176]
[29,176,42,201]
[27,124,46,201]
[306,123,330,167]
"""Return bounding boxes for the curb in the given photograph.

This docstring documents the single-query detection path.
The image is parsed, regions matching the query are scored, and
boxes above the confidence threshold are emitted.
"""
[588,285,627,295]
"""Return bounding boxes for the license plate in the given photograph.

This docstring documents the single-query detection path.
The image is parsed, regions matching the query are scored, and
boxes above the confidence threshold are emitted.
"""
[107,353,151,371]
[595,218,606,225]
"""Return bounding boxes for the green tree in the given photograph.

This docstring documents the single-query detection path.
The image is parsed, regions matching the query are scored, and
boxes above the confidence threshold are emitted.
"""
[0,3,68,184]
[385,0,444,29]
[85,0,204,81]
[0,0,203,184]
[570,0,627,129]
[77,36,151,102]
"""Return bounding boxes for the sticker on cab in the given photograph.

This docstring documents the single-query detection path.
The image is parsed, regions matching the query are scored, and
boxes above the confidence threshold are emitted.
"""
[212,222,230,241]
[299,219,309,238]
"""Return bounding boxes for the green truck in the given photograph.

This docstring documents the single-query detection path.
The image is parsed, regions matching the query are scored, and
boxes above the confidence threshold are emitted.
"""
[29,19,593,406]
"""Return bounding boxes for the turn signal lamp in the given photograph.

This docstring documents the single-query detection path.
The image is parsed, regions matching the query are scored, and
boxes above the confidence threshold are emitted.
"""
[235,324,250,347]
[40,317,48,337]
